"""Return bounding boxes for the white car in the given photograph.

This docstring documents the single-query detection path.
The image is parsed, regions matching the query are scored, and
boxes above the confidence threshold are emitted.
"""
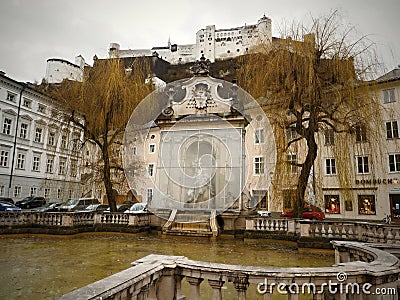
[124,203,147,214]
[257,210,271,217]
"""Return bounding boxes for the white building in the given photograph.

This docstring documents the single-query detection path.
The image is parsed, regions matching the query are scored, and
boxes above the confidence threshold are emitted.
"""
[0,71,84,202]
[313,67,400,222]
[108,15,272,64]
[45,55,86,83]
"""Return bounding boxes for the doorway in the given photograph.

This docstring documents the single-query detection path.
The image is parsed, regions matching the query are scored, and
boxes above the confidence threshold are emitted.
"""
[389,194,400,222]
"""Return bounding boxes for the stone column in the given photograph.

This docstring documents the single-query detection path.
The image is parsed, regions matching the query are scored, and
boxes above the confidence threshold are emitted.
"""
[208,279,225,300]
[175,274,185,300]
[233,275,249,300]
[186,276,203,300]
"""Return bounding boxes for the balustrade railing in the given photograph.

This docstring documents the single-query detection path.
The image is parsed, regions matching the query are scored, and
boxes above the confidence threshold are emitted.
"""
[247,217,400,244]
[0,211,150,229]
[56,241,400,300]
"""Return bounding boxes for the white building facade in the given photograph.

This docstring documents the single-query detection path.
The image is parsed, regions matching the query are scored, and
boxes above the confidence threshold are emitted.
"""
[108,15,272,64]
[45,55,86,83]
[0,72,83,202]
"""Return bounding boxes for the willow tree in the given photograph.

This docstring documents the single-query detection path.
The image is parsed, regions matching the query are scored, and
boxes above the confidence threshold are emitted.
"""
[238,11,380,217]
[50,58,153,211]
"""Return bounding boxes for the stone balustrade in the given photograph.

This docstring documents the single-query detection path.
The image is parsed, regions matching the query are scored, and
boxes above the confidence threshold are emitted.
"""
[0,211,150,233]
[56,241,400,300]
[247,217,400,245]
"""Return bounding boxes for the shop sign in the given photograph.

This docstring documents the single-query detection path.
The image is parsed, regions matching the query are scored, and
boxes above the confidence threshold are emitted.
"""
[355,178,398,185]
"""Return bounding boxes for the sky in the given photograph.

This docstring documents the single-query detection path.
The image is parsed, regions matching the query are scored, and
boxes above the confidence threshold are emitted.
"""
[0,0,399,83]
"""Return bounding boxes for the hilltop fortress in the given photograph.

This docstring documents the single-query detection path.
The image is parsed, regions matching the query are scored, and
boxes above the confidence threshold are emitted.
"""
[108,15,272,64]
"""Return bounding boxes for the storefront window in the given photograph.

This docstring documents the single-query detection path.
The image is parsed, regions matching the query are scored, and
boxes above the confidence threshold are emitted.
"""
[324,195,340,214]
[358,195,376,215]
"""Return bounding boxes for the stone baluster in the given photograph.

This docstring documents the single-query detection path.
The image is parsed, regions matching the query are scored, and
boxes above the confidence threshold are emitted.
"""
[378,227,385,243]
[314,223,320,237]
[327,223,333,238]
[348,225,354,240]
[320,223,326,237]
[174,274,185,300]
[137,284,150,300]
[208,279,225,300]
[393,229,400,244]
[186,276,203,300]
[386,228,394,243]
[233,275,249,300]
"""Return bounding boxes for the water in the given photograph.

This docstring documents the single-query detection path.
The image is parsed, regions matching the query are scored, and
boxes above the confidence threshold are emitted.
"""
[0,233,334,299]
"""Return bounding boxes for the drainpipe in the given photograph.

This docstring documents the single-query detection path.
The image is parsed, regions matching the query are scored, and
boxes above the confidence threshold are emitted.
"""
[8,83,26,197]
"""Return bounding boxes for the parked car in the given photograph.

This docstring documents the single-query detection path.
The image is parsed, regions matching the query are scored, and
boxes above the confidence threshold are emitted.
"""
[15,196,46,209]
[280,205,325,220]
[124,203,147,214]
[31,202,63,212]
[0,197,14,204]
[58,198,100,212]
[104,203,133,213]
[75,204,110,213]
[0,201,22,212]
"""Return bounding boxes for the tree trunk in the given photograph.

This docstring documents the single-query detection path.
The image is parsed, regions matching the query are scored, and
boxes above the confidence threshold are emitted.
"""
[102,143,117,212]
[294,132,318,218]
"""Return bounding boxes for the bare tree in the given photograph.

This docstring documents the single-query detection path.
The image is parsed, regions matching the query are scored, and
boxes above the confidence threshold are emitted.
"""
[238,10,381,216]
[49,58,153,211]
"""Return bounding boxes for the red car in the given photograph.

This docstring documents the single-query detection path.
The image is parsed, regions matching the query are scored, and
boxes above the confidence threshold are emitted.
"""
[280,205,325,220]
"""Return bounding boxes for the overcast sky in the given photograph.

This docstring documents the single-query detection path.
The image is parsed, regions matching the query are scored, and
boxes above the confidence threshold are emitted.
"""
[0,0,399,83]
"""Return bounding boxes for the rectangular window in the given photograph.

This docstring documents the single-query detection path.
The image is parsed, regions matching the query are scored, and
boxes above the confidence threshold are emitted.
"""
[70,160,77,177]
[358,195,376,215]
[0,185,4,196]
[287,153,298,174]
[22,98,31,108]
[46,157,54,173]
[0,150,9,167]
[35,127,43,143]
[149,144,156,153]
[61,135,67,149]
[19,123,28,139]
[324,128,335,145]
[355,124,367,142]
[7,92,16,102]
[30,187,37,196]
[57,188,62,199]
[16,153,25,169]
[286,126,297,142]
[386,121,399,139]
[254,128,265,144]
[59,159,66,175]
[254,156,265,175]
[14,186,21,197]
[2,118,12,135]
[357,156,370,174]
[44,188,50,198]
[383,88,396,103]
[133,146,137,155]
[325,158,337,175]
[38,104,46,114]
[389,154,400,172]
[148,163,154,177]
[48,132,56,146]
[32,156,40,172]
[147,188,153,202]
[324,195,340,214]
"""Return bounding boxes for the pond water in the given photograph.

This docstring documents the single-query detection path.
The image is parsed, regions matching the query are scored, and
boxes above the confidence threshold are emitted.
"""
[0,233,334,299]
